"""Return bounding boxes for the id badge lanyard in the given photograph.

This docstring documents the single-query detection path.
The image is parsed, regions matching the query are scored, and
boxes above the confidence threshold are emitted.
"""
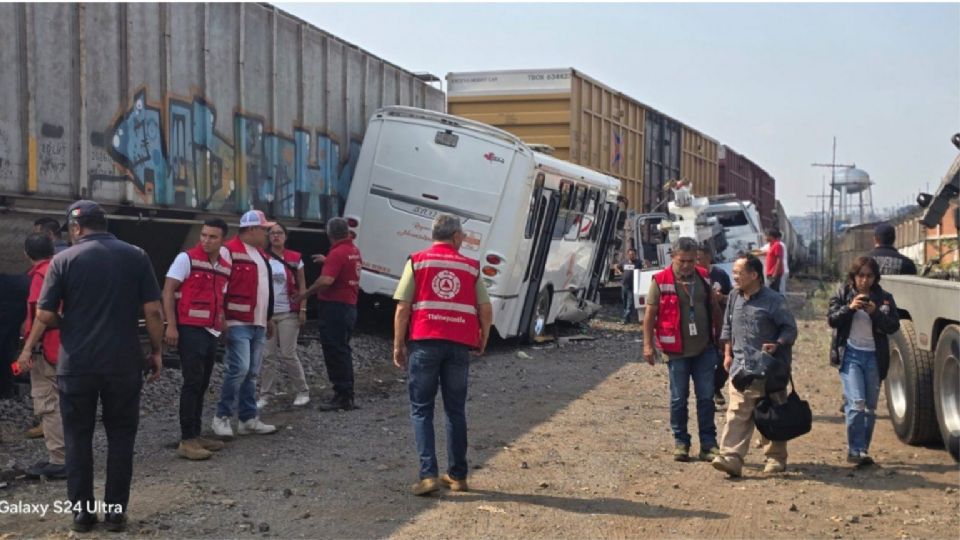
[678,279,698,337]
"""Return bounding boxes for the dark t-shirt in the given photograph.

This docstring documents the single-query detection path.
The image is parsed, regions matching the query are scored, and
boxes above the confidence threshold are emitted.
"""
[867,246,917,276]
[621,257,641,291]
[38,232,161,376]
[708,266,732,295]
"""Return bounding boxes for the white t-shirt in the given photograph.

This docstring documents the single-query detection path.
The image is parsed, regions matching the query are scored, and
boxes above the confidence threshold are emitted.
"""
[165,252,225,336]
[268,256,304,314]
[221,243,271,328]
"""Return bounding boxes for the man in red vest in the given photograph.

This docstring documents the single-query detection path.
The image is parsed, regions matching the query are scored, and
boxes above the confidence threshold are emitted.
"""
[162,219,232,460]
[391,214,493,496]
[16,233,66,480]
[213,210,277,438]
[643,237,722,463]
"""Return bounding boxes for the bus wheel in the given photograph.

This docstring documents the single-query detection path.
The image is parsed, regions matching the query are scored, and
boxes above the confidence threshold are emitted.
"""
[527,288,552,342]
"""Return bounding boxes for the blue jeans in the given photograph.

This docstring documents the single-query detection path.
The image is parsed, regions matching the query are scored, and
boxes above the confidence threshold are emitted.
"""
[621,288,635,322]
[407,340,470,480]
[217,325,266,422]
[840,345,880,454]
[667,348,718,448]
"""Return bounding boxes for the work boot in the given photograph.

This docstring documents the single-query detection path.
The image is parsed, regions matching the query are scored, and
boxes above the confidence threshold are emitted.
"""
[762,459,787,474]
[440,473,468,492]
[25,424,44,439]
[197,437,225,452]
[318,393,357,412]
[72,510,98,532]
[411,477,440,496]
[104,512,127,532]
[177,439,213,460]
[711,455,742,478]
[673,444,690,462]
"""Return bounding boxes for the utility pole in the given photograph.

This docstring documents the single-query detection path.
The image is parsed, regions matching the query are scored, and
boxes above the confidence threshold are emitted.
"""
[808,177,830,278]
[812,137,855,275]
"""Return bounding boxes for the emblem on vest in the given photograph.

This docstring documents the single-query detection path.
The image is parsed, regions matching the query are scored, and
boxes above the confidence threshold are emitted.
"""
[432,270,461,300]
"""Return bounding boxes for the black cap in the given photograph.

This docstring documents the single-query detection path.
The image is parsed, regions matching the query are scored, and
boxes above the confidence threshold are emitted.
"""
[874,222,896,245]
[62,200,106,231]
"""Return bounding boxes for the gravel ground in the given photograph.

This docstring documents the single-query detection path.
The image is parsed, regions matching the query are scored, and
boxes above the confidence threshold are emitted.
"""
[1,279,958,539]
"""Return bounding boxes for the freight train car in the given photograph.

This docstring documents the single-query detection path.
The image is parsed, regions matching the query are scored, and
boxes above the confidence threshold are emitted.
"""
[445,68,719,214]
[718,145,777,230]
[774,199,807,273]
[0,2,444,274]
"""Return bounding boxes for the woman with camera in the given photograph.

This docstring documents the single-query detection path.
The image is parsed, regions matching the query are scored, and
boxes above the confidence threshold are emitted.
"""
[827,256,900,465]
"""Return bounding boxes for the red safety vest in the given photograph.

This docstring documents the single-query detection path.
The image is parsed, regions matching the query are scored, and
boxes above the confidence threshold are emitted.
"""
[409,243,482,349]
[224,236,264,323]
[653,265,711,354]
[270,249,302,313]
[24,259,60,365]
[174,244,232,330]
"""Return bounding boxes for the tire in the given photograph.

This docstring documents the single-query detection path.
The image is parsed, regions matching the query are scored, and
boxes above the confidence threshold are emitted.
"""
[933,324,960,461]
[527,287,552,342]
[885,320,940,445]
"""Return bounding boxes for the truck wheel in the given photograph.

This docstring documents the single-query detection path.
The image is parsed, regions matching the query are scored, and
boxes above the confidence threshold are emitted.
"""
[934,324,960,461]
[885,320,940,445]
[527,288,552,342]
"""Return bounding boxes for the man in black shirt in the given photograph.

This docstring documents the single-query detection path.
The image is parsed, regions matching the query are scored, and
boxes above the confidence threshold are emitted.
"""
[17,200,164,533]
[867,223,917,276]
[698,244,732,407]
[614,248,641,324]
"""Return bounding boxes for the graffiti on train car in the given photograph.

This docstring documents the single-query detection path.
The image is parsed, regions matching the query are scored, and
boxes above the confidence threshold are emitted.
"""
[104,88,360,221]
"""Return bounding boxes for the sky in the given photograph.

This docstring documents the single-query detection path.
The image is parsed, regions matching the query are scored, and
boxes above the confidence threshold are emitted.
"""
[278,2,960,217]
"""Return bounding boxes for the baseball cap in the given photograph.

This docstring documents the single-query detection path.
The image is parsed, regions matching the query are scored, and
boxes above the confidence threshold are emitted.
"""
[62,200,106,231]
[239,209,277,228]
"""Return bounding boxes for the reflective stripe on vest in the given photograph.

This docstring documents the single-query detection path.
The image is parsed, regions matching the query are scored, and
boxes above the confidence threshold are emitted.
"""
[652,265,710,354]
[176,244,231,330]
[412,301,478,315]
[411,259,480,277]
[223,237,260,322]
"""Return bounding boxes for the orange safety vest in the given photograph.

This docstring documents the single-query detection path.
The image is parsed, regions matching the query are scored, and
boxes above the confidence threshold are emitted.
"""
[409,243,481,349]
[175,243,232,330]
[653,265,711,354]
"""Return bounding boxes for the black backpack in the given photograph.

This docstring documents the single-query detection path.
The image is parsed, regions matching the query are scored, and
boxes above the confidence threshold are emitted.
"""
[753,377,812,442]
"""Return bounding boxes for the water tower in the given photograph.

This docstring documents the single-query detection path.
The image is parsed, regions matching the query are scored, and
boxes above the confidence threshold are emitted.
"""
[833,166,874,224]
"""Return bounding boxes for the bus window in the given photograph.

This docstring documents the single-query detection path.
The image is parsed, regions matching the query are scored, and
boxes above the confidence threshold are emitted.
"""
[574,185,588,212]
[559,181,573,210]
[564,212,582,241]
[524,173,546,239]
[553,208,568,240]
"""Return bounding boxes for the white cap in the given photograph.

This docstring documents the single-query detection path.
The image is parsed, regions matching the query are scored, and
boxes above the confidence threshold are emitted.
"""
[239,209,276,228]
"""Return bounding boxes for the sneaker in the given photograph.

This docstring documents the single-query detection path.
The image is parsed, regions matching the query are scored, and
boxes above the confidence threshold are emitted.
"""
[411,477,440,496]
[440,473,468,492]
[858,451,875,466]
[211,416,234,438]
[763,459,787,474]
[25,424,44,439]
[714,391,726,407]
[698,446,721,462]
[238,417,277,435]
[256,396,270,410]
[197,437,225,452]
[711,455,742,477]
[846,452,861,464]
[673,444,690,462]
[177,439,212,461]
[25,460,67,480]
[293,392,310,407]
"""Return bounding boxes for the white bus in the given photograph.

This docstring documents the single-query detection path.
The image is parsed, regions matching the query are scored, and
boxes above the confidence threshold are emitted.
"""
[343,107,622,340]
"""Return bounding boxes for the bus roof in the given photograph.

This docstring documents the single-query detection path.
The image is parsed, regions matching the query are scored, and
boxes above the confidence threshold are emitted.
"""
[375,106,526,148]
[533,151,622,192]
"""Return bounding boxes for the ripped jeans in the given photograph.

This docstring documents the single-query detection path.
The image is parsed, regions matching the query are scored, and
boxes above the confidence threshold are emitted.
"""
[839,344,880,454]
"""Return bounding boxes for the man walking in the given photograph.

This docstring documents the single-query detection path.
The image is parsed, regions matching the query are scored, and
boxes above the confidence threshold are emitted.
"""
[17,233,66,480]
[392,214,493,496]
[712,254,798,477]
[162,219,232,459]
[298,217,362,411]
[212,210,277,438]
[614,248,641,324]
[643,237,722,462]
[697,244,732,407]
[867,223,917,276]
[762,228,786,293]
[17,200,164,532]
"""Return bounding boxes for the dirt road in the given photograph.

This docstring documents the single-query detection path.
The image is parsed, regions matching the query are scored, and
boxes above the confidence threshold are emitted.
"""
[1,279,958,538]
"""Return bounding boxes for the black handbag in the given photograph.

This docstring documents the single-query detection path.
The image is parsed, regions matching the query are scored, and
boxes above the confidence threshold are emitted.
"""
[732,347,791,394]
[753,377,812,441]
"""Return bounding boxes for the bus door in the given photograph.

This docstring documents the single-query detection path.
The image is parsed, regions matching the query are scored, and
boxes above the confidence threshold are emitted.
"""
[585,200,622,301]
[518,188,561,339]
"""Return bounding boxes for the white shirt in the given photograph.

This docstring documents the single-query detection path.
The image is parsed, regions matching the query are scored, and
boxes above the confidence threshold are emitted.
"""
[165,252,225,337]
[847,310,876,351]
[268,256,304,314]
[221,243,271,328]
